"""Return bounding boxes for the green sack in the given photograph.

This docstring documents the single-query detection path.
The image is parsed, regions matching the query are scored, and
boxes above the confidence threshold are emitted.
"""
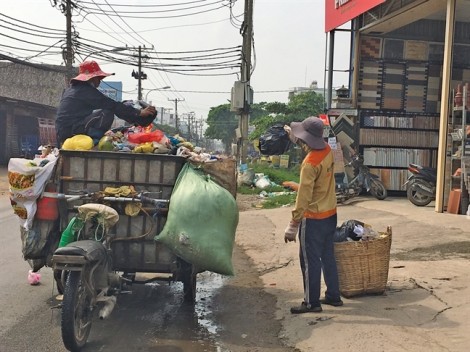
[155,163,239,276]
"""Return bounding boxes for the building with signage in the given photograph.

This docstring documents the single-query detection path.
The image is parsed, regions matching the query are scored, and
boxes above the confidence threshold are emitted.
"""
[324,0,470,214]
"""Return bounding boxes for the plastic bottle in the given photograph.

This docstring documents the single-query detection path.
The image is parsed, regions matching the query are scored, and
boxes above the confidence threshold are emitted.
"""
[58,217,82,247]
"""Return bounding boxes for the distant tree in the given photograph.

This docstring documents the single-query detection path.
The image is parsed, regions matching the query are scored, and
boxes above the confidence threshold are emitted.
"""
[249,91,325,140]
[204,104,238,153]
[204,91,325,151]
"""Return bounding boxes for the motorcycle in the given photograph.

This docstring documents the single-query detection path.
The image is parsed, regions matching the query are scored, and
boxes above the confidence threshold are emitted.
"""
[404,163,437,206]
[49,150,200,352]
[335,153,388,203]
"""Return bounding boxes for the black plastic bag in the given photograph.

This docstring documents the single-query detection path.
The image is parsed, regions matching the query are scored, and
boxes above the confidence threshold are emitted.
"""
[258,124,291,155]
[20,219,60,260]
[334,219,365,242]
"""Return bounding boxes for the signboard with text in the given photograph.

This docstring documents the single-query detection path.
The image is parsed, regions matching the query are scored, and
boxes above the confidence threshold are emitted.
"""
[325,0,385,32]
[98,81,122,101]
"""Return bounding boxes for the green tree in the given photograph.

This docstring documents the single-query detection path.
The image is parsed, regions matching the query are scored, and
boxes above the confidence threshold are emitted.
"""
[204,104,238,152]
[249,91,325,139]
[204,91,325,151]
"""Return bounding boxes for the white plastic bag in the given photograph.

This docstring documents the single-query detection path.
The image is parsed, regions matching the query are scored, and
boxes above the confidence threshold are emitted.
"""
[8,155,58,230]
[255,175,271,189]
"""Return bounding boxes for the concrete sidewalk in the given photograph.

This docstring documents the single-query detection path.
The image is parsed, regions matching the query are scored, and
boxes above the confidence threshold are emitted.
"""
[236,197,470,352]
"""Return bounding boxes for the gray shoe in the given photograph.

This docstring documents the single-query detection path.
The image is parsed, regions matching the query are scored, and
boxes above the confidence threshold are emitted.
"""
[290,302,322,314]
[320,298,343,307]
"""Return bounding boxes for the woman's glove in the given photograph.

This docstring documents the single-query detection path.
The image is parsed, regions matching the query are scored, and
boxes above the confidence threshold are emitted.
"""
[284,220,300,243]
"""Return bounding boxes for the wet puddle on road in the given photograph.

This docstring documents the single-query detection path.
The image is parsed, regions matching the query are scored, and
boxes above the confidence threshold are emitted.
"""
[85,271,228,352]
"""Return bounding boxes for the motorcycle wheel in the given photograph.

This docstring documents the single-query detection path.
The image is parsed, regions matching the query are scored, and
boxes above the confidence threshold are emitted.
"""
[406,184,432,206]
[369,178,387,200]
[61,271,93,352]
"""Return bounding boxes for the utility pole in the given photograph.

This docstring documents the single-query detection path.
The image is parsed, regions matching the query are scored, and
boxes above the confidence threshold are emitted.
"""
[64,0,74,85]
[132,46,148,100]
[168,98,185,133]
[239,0,254,163]
[137,46,142,100]
[188,112,195,141]
[194,116,199,144]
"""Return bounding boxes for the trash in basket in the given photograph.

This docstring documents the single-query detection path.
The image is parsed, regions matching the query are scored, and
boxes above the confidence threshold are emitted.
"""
[334,225,392,298]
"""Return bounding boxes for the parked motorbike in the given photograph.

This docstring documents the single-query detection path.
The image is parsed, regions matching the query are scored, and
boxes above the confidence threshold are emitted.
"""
[404,163,437,206]
[335,153,388,203]
[52,194,196,352]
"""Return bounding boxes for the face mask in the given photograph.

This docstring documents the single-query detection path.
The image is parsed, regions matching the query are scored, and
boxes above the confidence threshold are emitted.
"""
[89,78,100,88]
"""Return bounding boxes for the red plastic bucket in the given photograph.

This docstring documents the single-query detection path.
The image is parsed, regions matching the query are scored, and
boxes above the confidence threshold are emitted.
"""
[36,192,59,221]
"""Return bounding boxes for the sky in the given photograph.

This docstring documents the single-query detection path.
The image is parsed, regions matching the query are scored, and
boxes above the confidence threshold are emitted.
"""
[1,0,351,124]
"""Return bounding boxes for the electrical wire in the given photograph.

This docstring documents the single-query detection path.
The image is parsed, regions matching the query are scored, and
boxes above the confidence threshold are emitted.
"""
[78,0,212,7]
[87,0,150,46]
[76,3,228,19]
[0,24,65,40]
[0,13,64,33]
[0,37,64,52]
[1,0,247,107]
[78,1,141,45]
[76,15,244,34]
[77,0,227,14]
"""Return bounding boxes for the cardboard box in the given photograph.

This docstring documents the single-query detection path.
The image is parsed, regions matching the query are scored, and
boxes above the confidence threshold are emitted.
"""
[332,142,345,173]
[447,189,462,214]
[279,155,290,168]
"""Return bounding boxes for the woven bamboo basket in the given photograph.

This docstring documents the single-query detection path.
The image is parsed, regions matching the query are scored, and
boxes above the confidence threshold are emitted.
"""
[334,226,392,298]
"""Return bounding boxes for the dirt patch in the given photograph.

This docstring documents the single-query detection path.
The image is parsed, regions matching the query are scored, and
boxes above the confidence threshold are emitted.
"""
[236,194,262,212]
[393,240,470,261]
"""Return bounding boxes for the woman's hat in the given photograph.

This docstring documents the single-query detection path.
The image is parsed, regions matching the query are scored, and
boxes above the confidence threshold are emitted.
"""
[290,116,326,150]
[71,60,114,82]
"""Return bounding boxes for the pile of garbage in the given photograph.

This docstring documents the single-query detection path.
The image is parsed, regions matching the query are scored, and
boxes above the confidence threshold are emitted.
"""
[61,125,221,163]
[334,219,382,242]
[237,165,297,200]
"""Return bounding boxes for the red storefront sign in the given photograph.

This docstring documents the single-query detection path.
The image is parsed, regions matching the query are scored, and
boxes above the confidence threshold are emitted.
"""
[325,0,385,32]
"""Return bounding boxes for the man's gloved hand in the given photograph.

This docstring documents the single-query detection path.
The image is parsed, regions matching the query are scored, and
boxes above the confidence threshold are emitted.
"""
[284,220,300,243]
[140,106,157,118]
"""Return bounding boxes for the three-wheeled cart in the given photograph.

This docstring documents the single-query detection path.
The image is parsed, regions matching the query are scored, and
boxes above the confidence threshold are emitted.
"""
[50,150,236,351]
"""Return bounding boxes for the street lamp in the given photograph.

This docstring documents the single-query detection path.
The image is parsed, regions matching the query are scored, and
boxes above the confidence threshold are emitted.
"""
[144,86,171,101]
[81,47,128,61]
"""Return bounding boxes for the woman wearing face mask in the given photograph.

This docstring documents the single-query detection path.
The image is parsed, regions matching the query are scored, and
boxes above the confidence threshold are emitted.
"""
[55,60,157,146]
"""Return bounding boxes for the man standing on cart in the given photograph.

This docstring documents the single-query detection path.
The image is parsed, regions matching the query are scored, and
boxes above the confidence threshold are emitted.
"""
[55,60,157,146]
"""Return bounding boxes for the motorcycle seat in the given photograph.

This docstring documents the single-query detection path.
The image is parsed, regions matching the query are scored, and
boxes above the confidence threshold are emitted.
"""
[54,240,107,263]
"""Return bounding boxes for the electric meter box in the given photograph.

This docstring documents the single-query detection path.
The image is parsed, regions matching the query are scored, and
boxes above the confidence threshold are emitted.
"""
[231,81,245,111]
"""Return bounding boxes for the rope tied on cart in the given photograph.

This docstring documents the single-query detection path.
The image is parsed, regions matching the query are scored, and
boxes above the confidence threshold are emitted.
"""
[110,206,156,243]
